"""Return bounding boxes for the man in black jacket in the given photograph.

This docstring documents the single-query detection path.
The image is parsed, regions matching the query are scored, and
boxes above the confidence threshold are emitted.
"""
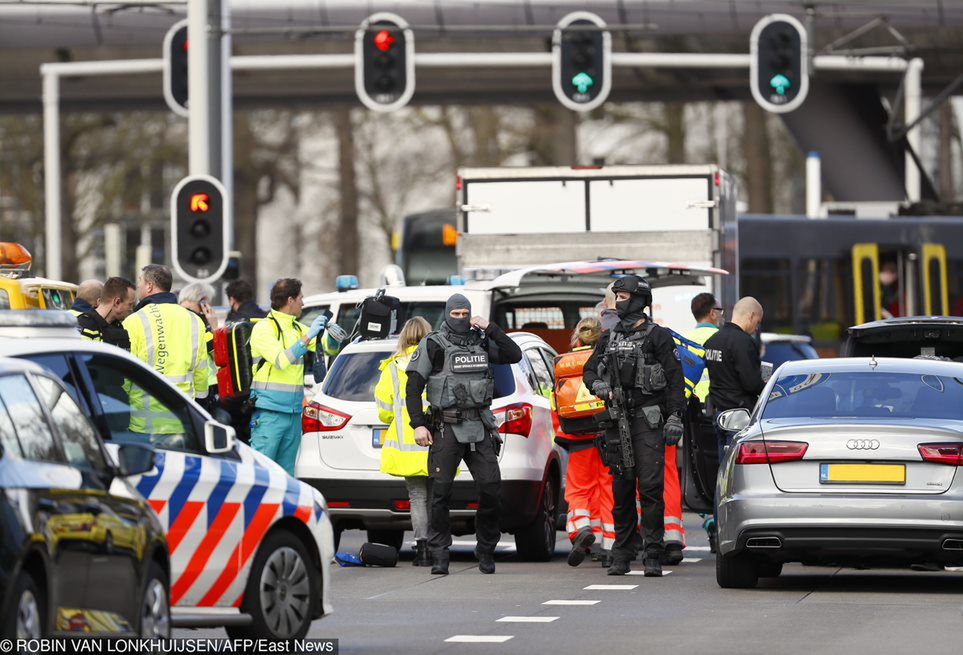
[405,293,522,576]
[703,296,766,460]
[583,275,686,577]
[225,279,267,322]
[76,277,135,350]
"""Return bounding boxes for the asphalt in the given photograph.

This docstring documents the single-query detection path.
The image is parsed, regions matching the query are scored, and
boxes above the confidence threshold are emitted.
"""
[177,513,963,654]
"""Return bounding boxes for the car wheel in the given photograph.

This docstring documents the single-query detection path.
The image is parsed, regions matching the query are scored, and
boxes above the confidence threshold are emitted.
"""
[139,562,171,638]
[514,474,558,562]
[5,570,44,640]
[757,561,783,578]
[716,550,759,589]
[366,529,405,552]
[332,523,343,552]
[229,531,318,640]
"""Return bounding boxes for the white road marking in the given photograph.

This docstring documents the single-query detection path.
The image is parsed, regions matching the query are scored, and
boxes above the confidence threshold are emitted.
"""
[685,546,711,552]
[445,636,514,643]
[626,570,674,576]
[584,584,638,590]
[543,600,601,606]
[682,558,703,563]
[497,616,559,623]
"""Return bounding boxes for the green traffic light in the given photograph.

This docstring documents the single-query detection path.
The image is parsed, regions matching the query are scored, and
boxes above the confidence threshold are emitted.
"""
[571,72,595,94]
[769,73,791,95]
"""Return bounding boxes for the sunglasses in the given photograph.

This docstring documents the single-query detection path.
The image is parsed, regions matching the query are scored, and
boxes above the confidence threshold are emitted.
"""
[713,307,725,313]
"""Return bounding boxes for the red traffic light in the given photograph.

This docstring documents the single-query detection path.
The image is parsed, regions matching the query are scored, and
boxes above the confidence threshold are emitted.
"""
[190,193,210,213]
[373,29,395,52]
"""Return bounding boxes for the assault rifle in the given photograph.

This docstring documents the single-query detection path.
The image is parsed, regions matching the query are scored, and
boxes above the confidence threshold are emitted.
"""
[602,349,635,477]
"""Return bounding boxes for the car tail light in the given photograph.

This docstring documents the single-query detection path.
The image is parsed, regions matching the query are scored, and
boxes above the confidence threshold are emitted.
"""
[737,441,808,465]
[467,502,480,510]
[328,501,351,509]
[393,500,411,511]
[918,443,963,466]
[496,403,533,437]
[302,401,351,433]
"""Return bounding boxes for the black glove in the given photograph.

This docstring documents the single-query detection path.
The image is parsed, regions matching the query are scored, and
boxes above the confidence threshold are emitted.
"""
[591,380,612,399]
[664,414,684,446]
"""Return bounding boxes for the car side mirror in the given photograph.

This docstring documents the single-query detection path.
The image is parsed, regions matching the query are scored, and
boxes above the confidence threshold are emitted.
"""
[205,420,236,454]
[716,408,751,433]
[116,443,156,477]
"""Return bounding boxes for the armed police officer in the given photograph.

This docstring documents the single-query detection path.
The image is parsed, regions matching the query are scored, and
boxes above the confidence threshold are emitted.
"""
[583,275,686,577]
[406,293,522,576]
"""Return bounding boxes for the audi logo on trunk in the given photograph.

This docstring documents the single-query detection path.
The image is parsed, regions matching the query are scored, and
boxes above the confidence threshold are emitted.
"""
[846,439,880,450]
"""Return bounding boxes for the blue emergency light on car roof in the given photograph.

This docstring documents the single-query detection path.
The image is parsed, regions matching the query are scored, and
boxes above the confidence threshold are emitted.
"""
[336,275,359,292]
[447,275,465,286]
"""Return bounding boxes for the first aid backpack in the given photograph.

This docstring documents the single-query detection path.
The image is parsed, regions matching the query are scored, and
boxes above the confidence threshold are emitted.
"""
[553,346,606,438]
[213,321,256,401]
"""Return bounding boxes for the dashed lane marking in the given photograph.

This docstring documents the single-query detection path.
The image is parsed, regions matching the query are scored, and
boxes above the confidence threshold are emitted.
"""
[584,584,638,590]
[685,546,711,552]
[682,558,703,563]
[497,616,559,623]
[626,570,673,576]
[445,636,514,643]
[543,600,601,606]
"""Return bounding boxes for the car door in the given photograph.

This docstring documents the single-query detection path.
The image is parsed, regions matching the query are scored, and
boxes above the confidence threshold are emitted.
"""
[0,373,92,629]
[29,372,145,632]
[72,351,243,609]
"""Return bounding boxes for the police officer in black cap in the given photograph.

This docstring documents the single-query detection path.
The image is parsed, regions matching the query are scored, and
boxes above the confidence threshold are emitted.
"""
[583,275,686,577]
[405,293,522,575]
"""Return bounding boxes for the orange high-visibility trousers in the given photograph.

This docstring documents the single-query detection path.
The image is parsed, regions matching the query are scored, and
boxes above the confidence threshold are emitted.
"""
[565,446,616,551]
[635,445,686,547]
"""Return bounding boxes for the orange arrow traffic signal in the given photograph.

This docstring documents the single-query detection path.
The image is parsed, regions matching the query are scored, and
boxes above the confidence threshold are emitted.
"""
[190,193,209,213]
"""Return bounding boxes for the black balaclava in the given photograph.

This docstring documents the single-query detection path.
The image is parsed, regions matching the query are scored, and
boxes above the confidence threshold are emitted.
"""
[612,275,651,331]
[445,293,472,334]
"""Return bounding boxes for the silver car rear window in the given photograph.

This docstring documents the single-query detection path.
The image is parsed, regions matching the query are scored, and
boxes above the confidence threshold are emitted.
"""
[763,371,963,420]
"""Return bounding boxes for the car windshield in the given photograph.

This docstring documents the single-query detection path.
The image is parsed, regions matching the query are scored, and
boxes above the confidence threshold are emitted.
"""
[322,350,516,402]
[762,371,963,421]
[762,341,819,369]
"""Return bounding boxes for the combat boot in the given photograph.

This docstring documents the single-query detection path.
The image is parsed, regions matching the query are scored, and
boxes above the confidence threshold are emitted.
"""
[643,552,663,577]
[567,528,595,567]
[431,550,450,575]
[662,543,684,566]
[413,540,431,567]
[475,547,495,574]
[607,557,631,576]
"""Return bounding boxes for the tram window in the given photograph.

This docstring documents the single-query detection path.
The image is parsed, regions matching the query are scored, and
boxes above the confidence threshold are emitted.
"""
[796,258,848,343]
[948,260,963,316]
[741,259,792,331]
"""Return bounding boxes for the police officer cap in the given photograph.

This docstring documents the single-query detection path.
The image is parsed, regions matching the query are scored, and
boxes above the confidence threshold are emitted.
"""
[611,275,651,296]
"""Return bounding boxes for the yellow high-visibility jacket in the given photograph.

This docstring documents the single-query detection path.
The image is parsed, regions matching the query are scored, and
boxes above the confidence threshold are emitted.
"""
[375,346,430,478]
[250,310,316,413]
[684,324,719,403]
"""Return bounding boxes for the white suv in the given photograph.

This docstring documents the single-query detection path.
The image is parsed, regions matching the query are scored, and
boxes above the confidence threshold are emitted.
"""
[297,332,564,561]
[0,311,334,639]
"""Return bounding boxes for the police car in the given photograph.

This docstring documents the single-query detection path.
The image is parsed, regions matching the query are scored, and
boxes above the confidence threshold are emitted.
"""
[298,332,564,561]
[0,312,334,640]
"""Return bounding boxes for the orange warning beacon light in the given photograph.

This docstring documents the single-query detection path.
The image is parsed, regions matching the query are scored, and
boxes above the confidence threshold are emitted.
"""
[0,242,33,276]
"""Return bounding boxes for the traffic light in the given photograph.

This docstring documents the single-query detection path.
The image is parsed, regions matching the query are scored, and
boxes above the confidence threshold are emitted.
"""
[750,14,809,113]
[355,13,415,112]
[171,175,229,283]
[553,12,611,112]
[163,19,189,117]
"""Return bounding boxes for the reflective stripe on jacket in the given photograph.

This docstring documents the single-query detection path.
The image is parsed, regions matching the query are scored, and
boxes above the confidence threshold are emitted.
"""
[123,301,210,434]
[249,309,315,413]
[683,324,719,402]
[375,346,430,478]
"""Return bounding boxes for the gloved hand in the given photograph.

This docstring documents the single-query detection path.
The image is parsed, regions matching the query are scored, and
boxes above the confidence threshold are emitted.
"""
[664,414,684,446]
[307,314,329,340]
[591,380,612,399]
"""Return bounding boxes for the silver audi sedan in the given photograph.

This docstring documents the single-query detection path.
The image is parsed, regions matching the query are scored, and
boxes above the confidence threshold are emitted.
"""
[715,356,963,588]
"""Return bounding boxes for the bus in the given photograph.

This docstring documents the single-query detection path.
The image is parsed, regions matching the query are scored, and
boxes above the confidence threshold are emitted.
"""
[738,214,963,354]
[392,209,458,285]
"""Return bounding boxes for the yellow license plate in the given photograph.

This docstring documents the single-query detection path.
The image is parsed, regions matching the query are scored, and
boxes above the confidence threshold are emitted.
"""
[819,463,906,485]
